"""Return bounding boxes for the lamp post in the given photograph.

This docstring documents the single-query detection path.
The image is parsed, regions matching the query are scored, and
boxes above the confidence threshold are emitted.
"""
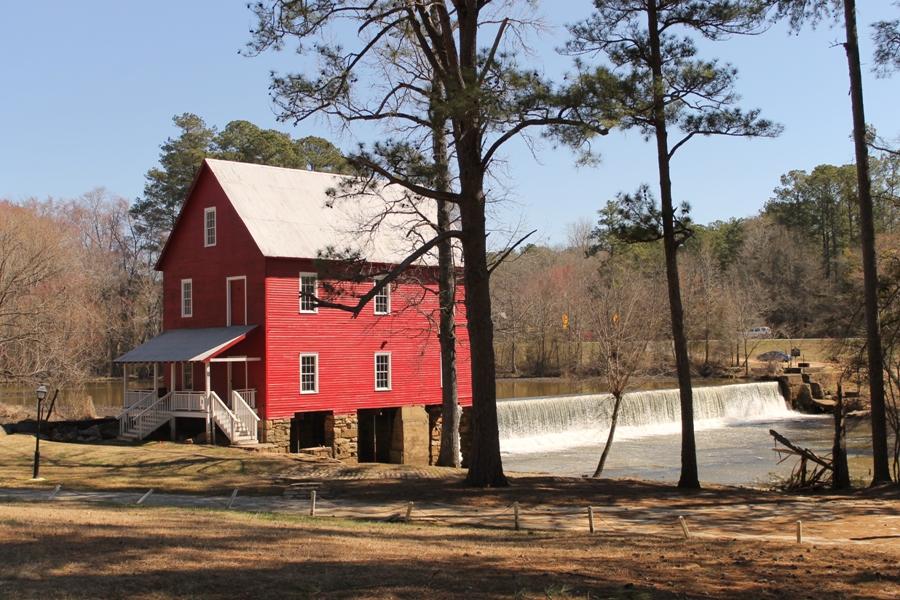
[33,384,47,480]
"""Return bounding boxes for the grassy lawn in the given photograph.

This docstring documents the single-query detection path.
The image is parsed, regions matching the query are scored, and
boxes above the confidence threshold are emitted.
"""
[0,433,463,496]
[0,433,304,494]
[0,501,897,599]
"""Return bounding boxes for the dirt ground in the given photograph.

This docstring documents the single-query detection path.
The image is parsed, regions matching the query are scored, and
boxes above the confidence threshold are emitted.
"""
[0,501,897,600]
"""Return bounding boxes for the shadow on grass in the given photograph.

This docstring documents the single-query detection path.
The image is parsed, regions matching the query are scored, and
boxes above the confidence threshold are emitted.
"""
[2,503,878,600]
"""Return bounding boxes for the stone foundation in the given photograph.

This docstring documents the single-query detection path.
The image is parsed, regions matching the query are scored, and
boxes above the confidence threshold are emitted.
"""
[262,418,291,452]
[329,412,358,461]
[267,406,444,464]
[427,407,442,465]
[425,405,470,467]
[391,405,430,465]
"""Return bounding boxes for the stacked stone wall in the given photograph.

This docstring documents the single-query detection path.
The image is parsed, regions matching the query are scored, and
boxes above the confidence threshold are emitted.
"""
[330,412,358,461]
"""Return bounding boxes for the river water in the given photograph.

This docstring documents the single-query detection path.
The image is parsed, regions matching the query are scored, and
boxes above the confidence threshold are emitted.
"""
[1,378,876,487]
[498,381,875,486]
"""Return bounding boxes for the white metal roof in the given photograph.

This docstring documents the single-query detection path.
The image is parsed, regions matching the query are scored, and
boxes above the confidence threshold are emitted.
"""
[114,326,256,363]
[205,159,438,265]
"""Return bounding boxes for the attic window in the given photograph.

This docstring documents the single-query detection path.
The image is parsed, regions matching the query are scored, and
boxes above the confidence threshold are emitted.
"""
[374,277,390,315]
[204,207,217,247]
[299,273,318,313]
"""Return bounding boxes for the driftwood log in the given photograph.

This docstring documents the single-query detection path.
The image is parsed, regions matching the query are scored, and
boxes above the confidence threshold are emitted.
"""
[770,429,834,490]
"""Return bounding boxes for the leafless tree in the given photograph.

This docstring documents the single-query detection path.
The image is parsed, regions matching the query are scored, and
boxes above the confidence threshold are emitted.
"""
[583,260,661,477]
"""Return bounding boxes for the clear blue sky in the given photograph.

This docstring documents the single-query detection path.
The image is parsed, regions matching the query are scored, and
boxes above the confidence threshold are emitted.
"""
[1,1,897,245]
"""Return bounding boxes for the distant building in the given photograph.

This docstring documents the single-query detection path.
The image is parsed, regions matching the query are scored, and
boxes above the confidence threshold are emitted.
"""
[116,159,471,463]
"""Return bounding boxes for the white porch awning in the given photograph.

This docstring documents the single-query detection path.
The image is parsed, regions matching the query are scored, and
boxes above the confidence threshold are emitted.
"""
[115,326,256,363]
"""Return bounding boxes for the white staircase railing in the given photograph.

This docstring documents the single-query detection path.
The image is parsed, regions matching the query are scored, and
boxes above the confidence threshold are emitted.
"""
[124,389,154,408]
[119,391,162,437]
[171,391,208,412]
[119,392,172,440]
[234,388,256,409]
[209,391,259,444]
[231,390,260,440]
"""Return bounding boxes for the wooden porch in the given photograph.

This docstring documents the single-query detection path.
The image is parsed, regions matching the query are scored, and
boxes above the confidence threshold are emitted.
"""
[114,326,261,446]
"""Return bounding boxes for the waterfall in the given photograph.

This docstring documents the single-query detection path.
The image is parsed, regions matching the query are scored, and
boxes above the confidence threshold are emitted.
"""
[498,382,793,454]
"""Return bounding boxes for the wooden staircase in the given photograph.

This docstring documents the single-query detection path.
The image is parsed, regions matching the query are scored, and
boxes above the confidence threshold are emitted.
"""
[118,390,259,446]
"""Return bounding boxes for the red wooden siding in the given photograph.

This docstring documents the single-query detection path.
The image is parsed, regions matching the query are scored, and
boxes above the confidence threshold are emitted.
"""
[154,161,474,421]
[263,257,472,419]
[158,167,267,408]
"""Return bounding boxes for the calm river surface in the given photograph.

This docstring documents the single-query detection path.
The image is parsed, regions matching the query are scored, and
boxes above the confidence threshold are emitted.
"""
[497,379,877,486]
[501,413,874,486]
[1,377,878,487]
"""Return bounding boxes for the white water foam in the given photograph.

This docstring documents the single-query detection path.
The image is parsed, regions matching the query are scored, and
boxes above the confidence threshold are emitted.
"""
[498,382,797,455]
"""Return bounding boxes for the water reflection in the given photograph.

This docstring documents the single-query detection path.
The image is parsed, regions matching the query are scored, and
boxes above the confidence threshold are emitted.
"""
[0,380,133,416]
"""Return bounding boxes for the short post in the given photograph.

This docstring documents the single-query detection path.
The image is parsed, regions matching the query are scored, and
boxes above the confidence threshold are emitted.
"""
[137,489,154,505]
[405,501,414,523]
[513,501,520,531]
[796,520,802,544]
[678,515,690,540]
[227,488,239,510]
[309,489,317,517]
[48,484,61,500]
[588,506,595,534]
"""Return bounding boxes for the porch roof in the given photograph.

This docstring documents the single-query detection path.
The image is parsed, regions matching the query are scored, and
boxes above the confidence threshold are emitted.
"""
[115,325,256,363]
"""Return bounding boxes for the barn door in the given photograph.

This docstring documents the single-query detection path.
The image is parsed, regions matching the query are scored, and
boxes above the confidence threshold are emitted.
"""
[227,277,246,326]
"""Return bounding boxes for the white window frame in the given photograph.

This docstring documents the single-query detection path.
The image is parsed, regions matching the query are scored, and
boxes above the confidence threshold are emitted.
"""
[374,352,392,391]
[373,277,391,315]
[299,272,318,314]
[182,362,193,391]
[181,279,193,318]
[299,353,319,394]
[204,207,217,247]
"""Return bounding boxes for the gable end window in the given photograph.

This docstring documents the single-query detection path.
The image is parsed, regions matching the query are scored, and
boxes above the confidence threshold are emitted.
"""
[300,353,318,394]
[204,207,217,247]
[299,273,318,313]
[374,352,391,391]
[374,278,390,315]
[181,279,193,318]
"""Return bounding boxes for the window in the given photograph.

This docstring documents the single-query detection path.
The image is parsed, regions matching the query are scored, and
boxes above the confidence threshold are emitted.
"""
[374,278,390,315]
[181,279,193,317]
[299,273,318,313]
[204,207,216,247]
[300,353,318,394]
[374,352,391,391]
[182,362,193,391]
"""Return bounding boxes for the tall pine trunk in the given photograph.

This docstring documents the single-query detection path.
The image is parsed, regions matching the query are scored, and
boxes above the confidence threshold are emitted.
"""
[647,2,699,489]
[459,183,506,487]
[432,101,461,467]
[842,0,892,484]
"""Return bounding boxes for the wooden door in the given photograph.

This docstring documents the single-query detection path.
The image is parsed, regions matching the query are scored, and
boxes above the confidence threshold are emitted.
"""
[227,278,246,326]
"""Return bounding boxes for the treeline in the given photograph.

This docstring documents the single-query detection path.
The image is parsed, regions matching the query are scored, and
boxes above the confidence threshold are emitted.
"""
[0,192,157,389]
[491,150,900,377]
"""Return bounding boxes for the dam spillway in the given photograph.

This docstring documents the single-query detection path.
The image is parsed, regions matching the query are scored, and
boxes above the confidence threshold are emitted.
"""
[497,382,793,454]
